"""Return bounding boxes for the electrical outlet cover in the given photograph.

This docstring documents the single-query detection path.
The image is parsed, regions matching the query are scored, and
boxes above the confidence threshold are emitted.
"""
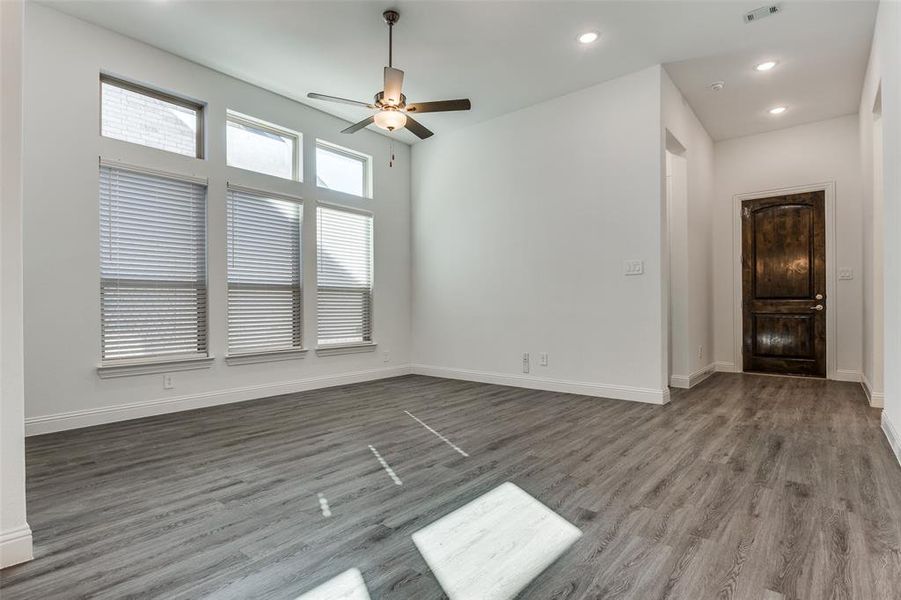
[623,260,644,276]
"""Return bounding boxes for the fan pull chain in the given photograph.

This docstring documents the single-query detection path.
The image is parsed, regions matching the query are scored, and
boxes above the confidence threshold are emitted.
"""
[389,139,395,168]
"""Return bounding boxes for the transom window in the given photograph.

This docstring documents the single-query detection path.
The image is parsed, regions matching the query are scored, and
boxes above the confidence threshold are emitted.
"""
[100,75,203,158]
[316,140,371,198]
[226,111,300,180]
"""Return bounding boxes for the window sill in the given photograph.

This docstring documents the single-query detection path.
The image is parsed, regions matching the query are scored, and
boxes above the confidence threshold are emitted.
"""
[97,355,214,379]
[315,342,377,357]
[225,348,308,366]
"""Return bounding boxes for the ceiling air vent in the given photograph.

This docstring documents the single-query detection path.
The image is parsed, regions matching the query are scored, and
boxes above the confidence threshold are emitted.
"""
[744,5,781,24]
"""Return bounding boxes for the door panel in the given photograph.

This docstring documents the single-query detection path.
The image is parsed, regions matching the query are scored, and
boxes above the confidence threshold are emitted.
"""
[753,206,813,298]
[742,192,826,377]
[752,313,815,358]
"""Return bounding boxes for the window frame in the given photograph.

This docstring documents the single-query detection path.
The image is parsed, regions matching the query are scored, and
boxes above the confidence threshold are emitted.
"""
[226,110,302,181]
[315,139,373,199]
[225,184,305,359]
[315,202,375,350]
[100,74,205,159]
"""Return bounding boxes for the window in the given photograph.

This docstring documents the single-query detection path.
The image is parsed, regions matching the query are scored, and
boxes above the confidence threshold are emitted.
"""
[316,140,371,198]
[317,206,373,346]
[101,75,203,158]
[227,187,303,354]
[99,165,208,362]
[227,111,299,180]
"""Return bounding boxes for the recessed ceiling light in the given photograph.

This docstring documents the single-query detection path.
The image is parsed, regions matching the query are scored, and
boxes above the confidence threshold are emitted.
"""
[769,106,787,115]
[578,31,599,45]
[755,61,778,71]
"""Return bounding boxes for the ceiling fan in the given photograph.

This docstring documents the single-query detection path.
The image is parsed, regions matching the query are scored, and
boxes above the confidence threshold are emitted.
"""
[307,9,471,140]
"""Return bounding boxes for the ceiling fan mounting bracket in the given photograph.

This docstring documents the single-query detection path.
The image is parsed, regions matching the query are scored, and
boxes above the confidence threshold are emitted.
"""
[383,10,400,26]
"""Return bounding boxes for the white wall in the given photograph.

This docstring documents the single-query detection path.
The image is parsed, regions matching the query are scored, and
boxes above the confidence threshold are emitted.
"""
[712,115,863,379]
[860,1,901,461]
[0,0,33,567]
[661,69,716,387]
[22,5,412,434]
[411,66,668,404]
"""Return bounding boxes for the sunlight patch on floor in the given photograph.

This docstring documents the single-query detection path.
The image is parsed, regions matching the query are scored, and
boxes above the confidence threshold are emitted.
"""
[295,568,371,600]
[412,482,582,600]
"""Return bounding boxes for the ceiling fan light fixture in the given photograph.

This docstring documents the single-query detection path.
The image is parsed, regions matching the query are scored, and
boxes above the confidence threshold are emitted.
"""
[374,110,407,131]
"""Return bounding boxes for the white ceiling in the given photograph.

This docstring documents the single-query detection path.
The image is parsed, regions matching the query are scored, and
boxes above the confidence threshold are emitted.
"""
[43,0,877,143]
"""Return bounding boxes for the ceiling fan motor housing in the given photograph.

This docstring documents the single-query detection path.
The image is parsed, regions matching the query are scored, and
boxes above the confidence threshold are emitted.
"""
[375,91,406,109]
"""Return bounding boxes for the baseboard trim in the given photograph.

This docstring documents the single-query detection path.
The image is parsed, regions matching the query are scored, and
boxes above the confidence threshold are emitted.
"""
[833,369,862,383]
[670,363,716,389]
[26,365,412,436]
[714,361,741,373]
[881,411,901,468]
[861,372,885,408]
[410,364,670,405]
[0,524,33,568]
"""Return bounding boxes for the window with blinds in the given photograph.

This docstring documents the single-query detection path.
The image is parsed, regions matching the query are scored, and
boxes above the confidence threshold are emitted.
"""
[99,165,208,362]
[317,206,373,346]
[227,187,303,354]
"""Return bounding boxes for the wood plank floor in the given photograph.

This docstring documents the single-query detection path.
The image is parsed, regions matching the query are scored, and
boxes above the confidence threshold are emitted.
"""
[2,373,901,599]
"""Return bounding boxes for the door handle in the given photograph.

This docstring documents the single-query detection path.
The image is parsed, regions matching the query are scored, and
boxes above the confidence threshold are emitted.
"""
[810,304,824,311]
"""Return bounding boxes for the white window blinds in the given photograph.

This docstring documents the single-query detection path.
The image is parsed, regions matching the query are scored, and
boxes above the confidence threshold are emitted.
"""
[317,206,373,346]
[227,187,303,354]
[99,166,208,362]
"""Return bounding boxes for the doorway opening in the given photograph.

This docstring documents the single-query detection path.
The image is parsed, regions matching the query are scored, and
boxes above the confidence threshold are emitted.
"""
[665,131,687,387]
[867,85,884,398]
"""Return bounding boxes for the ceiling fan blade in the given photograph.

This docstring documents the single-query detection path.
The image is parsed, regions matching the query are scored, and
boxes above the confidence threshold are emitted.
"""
[308,93,374,109]
[405,99,472,113]
[403,115,433,140]
[383,67,404,105]
[341,115,375,134]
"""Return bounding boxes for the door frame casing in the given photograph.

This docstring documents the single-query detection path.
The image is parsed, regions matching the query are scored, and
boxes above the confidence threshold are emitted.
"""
[731,181,837,379]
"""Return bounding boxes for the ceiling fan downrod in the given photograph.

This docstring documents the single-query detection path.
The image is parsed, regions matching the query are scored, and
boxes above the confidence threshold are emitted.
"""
[384,10,400,68]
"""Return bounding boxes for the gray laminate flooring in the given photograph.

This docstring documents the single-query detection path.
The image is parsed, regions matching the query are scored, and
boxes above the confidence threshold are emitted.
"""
[2,373,900,599]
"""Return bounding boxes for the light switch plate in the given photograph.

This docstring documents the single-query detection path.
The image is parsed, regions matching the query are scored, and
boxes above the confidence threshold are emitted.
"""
[838,268,854,280]
[624,260,644,276]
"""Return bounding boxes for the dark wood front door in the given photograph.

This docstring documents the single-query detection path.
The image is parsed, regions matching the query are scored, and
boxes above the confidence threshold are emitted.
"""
[742,192,826,377]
